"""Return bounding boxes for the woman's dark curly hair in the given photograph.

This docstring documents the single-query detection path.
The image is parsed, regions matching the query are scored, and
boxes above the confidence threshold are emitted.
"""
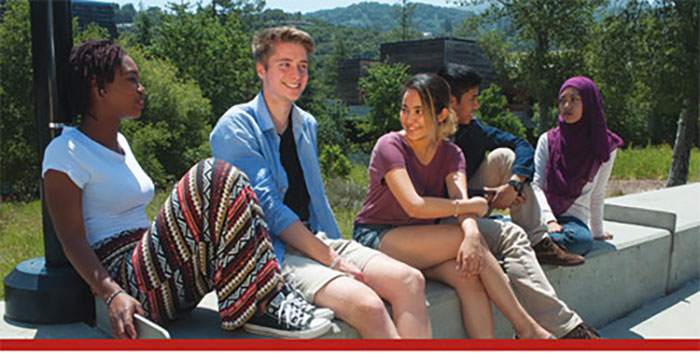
[65,39,125,118]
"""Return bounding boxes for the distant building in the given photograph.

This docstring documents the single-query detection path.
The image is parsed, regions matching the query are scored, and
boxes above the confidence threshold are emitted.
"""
[337,59,379,106]
[380,37,498,90]
[337,37,499,106]
[1,0,116,39]
[72,0,118,39]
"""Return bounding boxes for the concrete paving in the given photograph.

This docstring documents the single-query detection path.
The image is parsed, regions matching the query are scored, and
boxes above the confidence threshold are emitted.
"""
[599,279,700,339]
[2,278,698,340]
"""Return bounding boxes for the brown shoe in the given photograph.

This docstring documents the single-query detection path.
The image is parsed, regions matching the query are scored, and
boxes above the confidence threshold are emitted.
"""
[533,236,585,266]
[562,323,601,339]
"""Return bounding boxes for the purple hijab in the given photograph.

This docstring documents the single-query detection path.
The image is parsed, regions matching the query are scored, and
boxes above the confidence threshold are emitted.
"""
[544,76,623,216]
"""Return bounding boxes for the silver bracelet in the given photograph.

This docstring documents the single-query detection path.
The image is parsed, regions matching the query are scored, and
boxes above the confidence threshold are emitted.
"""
[105,289,126,307]
[329,257,341,270]
[454,200,460,217]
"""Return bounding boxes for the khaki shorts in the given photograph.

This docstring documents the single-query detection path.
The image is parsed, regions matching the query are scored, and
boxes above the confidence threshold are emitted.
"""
[281,232,380,302]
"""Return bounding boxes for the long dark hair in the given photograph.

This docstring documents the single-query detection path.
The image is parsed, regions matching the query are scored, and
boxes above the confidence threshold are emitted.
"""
[402,73,457,141]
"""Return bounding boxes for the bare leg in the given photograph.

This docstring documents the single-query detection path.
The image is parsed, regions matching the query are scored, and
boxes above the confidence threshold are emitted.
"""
[380,224,494,337]
[314,276,400,338]
[362,254,431,338]
[424,261,494,338]
[379,223,551,339]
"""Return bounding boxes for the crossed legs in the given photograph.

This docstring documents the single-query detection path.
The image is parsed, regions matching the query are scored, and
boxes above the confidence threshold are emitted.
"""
[379,223,550,338]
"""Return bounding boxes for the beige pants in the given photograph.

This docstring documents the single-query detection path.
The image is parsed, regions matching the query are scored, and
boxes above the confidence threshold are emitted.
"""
[466,149,581,336]
[469,148,549,246]
[474,217,582,337]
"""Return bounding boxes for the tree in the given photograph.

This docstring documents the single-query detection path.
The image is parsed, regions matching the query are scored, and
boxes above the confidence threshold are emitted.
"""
[0,0,37,200]
[123,5,163,47]
[120,46,212,187]
[211,0,265,17]
[587,0,698,185]
[357,61,410,150]
[114,3,137,24]
[73,21,109,43]
[317,34,349,95]
[460,0,604,133]
[389,0,420,41]
[656,0,698,186]
[150,4,256,124]
[586,2,651,146]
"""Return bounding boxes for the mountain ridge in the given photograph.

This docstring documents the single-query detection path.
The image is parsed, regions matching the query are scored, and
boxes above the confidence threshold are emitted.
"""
[304,1,477,35]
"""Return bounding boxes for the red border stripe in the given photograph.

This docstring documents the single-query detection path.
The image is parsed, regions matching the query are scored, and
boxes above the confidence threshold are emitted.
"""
[1,339,699,351]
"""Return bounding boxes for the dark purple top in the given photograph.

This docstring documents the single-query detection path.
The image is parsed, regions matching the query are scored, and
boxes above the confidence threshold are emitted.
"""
[354,131,466,226]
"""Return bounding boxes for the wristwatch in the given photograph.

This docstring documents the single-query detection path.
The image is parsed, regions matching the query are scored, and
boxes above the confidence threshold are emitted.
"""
[507,179,525,195]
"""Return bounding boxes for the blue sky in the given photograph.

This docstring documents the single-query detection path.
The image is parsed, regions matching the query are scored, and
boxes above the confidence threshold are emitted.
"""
[106,0,462,14]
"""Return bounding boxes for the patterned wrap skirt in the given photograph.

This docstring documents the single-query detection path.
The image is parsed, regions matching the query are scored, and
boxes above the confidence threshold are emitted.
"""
[92,158,281,330]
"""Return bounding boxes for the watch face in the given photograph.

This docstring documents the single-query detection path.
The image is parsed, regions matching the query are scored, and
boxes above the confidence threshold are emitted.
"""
[509,180,523,193]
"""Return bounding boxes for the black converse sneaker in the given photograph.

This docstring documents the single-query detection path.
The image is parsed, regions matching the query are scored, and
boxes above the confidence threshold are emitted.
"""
[283,283,335,320]
[243,288,332,339]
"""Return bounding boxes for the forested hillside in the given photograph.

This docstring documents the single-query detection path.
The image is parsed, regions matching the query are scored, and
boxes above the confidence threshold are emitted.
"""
[305,2,475,35]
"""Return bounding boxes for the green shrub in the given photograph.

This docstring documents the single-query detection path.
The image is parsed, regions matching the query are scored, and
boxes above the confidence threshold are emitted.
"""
[477,84,526,138]
[320,144,352,179]
[357,60,410,151]
[120,46,212,187]
[316,101,351,151]
[0,0,38,200]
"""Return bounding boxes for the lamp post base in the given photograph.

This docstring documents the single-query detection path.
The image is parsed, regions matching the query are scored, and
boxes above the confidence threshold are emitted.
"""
[4,257,94,324]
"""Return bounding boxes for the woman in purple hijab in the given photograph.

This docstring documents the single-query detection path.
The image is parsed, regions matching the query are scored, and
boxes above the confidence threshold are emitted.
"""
[532,76,623,256]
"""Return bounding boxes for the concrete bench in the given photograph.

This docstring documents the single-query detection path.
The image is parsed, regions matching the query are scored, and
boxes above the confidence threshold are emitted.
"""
[604,183,700,292]
[93,183,699,339]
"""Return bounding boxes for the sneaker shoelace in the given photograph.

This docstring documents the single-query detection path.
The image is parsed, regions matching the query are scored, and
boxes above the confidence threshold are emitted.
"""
[277,293,312,329]
[286,289,317,315]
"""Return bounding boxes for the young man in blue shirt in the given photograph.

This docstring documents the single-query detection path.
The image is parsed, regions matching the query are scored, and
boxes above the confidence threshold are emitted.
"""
[437,64,600,338]
[210,27,430,338]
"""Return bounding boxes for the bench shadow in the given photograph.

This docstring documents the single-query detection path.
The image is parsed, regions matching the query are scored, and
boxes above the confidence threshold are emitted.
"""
[2,315,106,339]
[598,279,699,339]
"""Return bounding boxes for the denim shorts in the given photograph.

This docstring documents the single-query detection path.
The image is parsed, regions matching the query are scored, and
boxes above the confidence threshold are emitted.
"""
[352,223,396,249]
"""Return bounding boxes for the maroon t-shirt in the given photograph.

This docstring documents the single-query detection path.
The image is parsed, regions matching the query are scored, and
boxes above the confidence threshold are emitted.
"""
[354,131,466,226]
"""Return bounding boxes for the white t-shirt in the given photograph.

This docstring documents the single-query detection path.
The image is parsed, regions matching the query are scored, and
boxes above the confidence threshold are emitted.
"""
[532,133,616,238]
[42,127,154,246]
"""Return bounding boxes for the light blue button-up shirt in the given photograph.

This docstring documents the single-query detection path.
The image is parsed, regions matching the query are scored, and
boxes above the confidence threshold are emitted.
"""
[210,92,341,263]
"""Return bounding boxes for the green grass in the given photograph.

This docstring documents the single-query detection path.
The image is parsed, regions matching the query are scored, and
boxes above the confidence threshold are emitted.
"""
[0,185,172,300]
[611,145,700,181]
[0,200,44,300]
[1,146,699,300]
[325,164,369,239]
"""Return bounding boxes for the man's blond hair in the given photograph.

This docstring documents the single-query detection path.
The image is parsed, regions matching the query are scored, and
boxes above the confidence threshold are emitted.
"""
[252,26,314,67]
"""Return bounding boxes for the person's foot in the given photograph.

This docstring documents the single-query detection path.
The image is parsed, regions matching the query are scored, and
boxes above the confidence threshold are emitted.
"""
[283,283,335,320]
[561,323,601,339]
[533,236,585,266]
[244,288,332,339]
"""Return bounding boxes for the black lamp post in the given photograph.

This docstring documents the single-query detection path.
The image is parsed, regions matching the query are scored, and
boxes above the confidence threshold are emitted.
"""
[3,0,94,324]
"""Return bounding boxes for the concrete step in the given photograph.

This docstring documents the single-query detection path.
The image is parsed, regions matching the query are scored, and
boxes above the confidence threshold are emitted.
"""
[604,183,700,292]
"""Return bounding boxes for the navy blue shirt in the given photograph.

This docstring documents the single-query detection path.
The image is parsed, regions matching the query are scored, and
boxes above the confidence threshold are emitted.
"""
[453,118,535,181]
